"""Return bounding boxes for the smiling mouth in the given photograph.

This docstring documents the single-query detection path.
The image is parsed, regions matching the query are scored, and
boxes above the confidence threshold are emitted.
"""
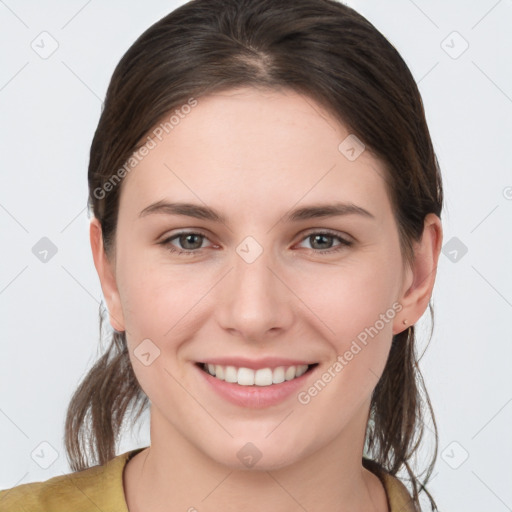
[196,362,319,387]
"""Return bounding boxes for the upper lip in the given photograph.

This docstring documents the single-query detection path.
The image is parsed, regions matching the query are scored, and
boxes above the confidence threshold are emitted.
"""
[198,357,316,370]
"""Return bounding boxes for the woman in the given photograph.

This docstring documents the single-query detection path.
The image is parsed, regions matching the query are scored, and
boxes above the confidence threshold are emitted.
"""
[0,0,443,510]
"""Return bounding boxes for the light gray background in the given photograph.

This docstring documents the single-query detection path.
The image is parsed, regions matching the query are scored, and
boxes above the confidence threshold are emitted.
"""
[1,1,511,510]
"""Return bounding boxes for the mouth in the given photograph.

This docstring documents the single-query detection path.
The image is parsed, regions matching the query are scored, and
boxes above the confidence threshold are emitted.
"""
[195,362,319,387]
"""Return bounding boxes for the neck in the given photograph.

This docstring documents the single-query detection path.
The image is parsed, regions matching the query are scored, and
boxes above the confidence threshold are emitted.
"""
[123,404,388,512]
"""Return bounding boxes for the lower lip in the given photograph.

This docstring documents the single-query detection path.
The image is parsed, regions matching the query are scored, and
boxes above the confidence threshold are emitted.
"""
[195,363,317,409]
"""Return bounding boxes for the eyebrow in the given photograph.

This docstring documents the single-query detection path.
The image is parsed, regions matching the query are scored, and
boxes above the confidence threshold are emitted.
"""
[138,200,375,223]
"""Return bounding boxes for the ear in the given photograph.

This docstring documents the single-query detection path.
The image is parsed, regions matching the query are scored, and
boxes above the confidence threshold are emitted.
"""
[392,213,443,335]
[89,217,126,332]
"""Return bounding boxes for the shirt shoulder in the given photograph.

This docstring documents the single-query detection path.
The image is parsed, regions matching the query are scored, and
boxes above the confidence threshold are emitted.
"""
[0,448,146,512]
[364,458,417,512]
[379,471,417,511]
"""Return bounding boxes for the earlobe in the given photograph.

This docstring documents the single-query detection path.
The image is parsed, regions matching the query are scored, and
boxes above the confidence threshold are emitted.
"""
[392,213,443,335]
[89,218,126,332]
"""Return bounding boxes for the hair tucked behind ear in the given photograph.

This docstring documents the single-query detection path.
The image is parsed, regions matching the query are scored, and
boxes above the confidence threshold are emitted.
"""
[66,1,443,509]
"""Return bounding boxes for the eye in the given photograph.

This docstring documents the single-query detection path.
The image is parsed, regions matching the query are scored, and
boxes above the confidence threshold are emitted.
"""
[159,229,353,256]
[296,230,353,255]
[160,231,212,256]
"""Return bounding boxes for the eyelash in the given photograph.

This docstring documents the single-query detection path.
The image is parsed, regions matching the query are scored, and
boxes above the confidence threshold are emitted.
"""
[159,229,353,256]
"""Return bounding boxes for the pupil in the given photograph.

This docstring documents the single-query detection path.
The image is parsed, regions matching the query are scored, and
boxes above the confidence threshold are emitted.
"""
[313,234,330,249]
[182,234,201,249]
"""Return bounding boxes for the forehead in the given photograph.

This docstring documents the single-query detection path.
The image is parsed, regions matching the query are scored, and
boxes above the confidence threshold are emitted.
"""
[119,87,391,224]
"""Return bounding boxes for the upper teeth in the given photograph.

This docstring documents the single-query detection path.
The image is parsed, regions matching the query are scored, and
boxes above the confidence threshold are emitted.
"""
[203,363,309,386]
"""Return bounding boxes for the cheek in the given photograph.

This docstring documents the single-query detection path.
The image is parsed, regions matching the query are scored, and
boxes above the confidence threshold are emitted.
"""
[120,274,184,337]
[298,256,398,338]
[292,255,398,390]
[117,263,195,398]
[298,270,397,412]
[116,252,211,368]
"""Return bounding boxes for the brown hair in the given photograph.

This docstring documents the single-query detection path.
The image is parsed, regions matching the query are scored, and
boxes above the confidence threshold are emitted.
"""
[66,0,443,509]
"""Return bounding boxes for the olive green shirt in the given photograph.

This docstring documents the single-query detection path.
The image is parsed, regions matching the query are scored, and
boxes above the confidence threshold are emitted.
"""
[0,448,415,511]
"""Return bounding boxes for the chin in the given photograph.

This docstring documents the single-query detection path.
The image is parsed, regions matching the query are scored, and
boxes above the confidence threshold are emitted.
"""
[201,434,314,472]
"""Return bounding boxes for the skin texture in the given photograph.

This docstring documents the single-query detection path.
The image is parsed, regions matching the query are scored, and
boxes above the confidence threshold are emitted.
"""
[90,87,442,512]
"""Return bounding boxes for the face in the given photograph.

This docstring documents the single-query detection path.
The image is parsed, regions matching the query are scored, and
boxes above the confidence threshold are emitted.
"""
[93,86,422,470]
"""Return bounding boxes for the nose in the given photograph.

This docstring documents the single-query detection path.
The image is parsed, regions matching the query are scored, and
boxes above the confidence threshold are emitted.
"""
[216,241,294,342]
